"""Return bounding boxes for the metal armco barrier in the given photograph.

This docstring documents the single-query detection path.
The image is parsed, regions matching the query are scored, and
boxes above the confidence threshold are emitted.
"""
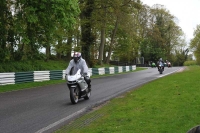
[34,71,50,82]
[0,65,136,86]
[15,72,34,84]
[50,70,63,80]
[0,73,15,85]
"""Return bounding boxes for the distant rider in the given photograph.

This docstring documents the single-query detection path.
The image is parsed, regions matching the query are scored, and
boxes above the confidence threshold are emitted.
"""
[157,58,165,71]
[65,52,91,89]
[166,60,171,67]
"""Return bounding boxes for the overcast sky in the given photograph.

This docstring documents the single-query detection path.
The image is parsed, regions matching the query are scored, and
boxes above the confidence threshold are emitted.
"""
[142,0,200,44]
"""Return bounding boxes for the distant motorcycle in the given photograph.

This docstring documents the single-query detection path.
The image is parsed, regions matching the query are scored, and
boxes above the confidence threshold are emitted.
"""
[151,62,156,68]
[158,62,164,74]
[164,62,167,67]
[167,62,171,68]
[66,68,91,104]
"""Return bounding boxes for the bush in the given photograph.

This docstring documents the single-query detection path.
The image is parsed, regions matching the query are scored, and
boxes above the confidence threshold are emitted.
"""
[183,60,198,66]
[0,60,69,73]
[0,66,4,72]
[93,63,115,68]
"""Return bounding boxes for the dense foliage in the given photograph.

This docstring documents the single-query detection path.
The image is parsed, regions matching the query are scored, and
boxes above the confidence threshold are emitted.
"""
[190,25,200,65]
[183,60,197,66]
[0,0,195,73]
[0,60,68,72]
[0,0,80,62]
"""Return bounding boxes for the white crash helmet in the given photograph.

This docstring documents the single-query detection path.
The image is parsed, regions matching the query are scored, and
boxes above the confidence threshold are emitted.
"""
[73,52,81,63]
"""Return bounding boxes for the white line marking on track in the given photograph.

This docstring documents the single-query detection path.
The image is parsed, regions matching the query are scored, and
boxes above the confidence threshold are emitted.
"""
[35,108,87,133]
[158,68,183,78]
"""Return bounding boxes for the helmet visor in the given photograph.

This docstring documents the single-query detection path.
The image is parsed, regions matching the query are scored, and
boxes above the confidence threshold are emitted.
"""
[74,57,79,62]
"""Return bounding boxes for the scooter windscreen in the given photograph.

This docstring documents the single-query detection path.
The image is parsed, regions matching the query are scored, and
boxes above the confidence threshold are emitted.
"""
[67,69,81,81]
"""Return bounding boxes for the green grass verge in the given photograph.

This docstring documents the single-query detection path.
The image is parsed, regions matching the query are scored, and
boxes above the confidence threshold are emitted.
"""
[54,66,200,133]
[0,80,66,93]
[0,67,146,93]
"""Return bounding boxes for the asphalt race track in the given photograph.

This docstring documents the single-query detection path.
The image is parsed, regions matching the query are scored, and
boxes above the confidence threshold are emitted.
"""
[0,67,183,133]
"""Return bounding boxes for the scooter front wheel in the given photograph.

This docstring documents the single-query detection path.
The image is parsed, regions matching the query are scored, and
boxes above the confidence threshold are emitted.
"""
[70,87,79,104]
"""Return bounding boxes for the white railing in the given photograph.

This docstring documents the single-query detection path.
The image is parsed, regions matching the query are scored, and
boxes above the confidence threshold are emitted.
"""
[0,65,136,86]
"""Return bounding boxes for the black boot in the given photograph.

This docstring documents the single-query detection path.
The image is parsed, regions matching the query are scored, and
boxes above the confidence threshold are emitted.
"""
[88,84,91,91]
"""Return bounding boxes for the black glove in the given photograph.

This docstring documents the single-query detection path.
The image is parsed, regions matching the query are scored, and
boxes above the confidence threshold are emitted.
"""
[82,73,87,77]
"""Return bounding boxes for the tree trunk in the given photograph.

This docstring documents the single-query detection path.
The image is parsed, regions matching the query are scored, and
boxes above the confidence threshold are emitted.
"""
[103,46,107,63]
[98,27,105,65]
[56,38,62,59]
[66,35,73,61]
[46,45,50,61]
[98,2,106,65]
[105,16,119,64]
[80,0,94,67]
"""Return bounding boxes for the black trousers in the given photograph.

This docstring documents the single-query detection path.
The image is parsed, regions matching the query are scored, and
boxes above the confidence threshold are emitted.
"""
[84,76,91,86]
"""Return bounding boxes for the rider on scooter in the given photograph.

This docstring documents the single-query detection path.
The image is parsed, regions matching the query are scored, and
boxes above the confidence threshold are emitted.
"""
[65,52,91,89]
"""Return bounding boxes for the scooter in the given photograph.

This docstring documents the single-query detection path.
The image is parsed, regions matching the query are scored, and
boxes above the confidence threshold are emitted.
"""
[66,68,91,104]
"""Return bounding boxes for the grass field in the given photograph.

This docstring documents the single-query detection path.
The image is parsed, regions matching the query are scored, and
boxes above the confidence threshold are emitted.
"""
[55,66,200,133]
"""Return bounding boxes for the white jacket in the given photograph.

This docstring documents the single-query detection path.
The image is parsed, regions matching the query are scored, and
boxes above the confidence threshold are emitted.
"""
[65,58,88,75]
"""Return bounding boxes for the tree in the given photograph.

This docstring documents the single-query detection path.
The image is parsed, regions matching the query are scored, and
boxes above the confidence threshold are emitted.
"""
[80,0,95,67]
[1,0,80,61]
[97,0,107,65]
[190,24,200,64]
[0,0,14,62]
[173,48,189,66]
[140,4,184,63]
[104,0,142,64]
